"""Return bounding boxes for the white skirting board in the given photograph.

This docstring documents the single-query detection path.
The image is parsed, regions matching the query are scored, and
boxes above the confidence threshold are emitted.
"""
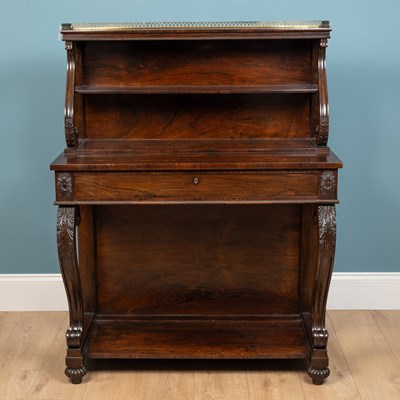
[0,273,399,311]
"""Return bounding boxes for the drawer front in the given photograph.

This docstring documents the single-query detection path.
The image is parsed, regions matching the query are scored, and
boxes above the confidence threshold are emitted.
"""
[70,172,319,203]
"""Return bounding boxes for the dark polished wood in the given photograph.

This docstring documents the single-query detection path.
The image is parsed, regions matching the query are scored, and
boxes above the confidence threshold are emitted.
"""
[307,204,336,384]
[52,21,342,385]
[82,40,312,87]
[51,141,342,172]
[86,318,309,359]
[64,42,77,147]
[95,204,300,315]
[75,84,319,94]
[73,172,319,203]
[83,94,311,140]
[56,206,87,384]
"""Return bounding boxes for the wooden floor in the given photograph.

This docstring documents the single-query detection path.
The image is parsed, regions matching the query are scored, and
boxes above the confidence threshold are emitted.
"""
[0,311,400,399]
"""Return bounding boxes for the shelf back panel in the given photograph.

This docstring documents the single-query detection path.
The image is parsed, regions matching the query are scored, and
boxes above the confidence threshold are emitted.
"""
[95,204,301,316]
[82,40,312,86]
[84,94,310,140]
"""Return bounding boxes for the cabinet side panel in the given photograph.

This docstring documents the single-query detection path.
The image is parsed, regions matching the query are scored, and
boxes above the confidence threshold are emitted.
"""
[83,40,312,86]
[85,94,310,140]
[94,204,301,316]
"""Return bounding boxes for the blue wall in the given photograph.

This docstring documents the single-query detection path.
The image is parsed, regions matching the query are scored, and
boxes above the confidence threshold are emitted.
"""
[1,0,399,273]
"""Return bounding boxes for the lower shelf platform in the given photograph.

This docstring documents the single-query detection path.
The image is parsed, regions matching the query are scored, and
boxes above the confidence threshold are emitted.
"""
[85,317,310,360]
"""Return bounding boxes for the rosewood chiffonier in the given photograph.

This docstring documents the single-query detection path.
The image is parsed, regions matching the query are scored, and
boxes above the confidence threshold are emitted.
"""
[51,21,342,385]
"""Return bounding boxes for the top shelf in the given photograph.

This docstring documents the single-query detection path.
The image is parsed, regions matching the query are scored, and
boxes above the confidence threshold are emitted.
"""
[60,21,331,40]
[75,84,318,95]
[63,21,330,31]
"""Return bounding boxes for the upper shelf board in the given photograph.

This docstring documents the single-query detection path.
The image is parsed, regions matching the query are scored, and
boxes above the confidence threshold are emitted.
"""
[60,21,331,40]
[75,84,319,95]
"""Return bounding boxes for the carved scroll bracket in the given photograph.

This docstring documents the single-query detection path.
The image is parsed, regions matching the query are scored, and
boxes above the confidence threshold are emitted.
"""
[317,38,329,146]
[308,205,336,384]
[57,206,83,348]
[57,207,75,258]
[318,205,336,259]
[65,41,78,147]
[311,205,336,347]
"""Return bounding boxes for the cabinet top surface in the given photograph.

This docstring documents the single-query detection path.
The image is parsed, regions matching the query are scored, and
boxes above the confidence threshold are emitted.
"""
[62,21,330,30]
[60,21,331,40]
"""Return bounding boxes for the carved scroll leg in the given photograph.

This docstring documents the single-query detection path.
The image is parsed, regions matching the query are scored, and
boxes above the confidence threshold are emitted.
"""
[57,206,87,384]
[307,204,336,385]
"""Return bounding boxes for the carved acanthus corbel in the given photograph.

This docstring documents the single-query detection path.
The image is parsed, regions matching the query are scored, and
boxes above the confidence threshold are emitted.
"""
[57,207,83,348]
[64,41,78,147]
[317,38,329,146]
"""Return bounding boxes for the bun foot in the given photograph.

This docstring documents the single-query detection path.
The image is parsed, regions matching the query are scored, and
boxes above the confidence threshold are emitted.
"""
[307,366,330,385]
[65,366,87,384]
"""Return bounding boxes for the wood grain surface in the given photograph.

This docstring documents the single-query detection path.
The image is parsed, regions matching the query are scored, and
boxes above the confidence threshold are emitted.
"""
[95,204,300,316]
[86,318,309,359]
[84,94,310,140]
[51,26,342,384]
[73,172,318,202]
[83,40,311,87]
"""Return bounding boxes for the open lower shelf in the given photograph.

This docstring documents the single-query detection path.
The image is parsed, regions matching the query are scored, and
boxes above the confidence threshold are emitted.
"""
[75,84,318,95]
[85,317,310,359]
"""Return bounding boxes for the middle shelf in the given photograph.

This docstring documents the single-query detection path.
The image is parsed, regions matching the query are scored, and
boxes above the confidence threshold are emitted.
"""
[75,84,318,94]
[51,139,342,172]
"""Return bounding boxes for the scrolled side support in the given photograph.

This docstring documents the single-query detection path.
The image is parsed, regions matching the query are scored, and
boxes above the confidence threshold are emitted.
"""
[57,206,86,383]
[308,204,336,385]
[317,38,329,146]
[64,41,78,147]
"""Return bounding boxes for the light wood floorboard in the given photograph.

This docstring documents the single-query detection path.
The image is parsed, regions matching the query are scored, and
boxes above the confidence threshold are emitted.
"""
[1,311,400,399]
[330,310,400,400]
[194,368,249,400]
[371,311,400,367]
[0,312,23,352]
[246,360,305,400]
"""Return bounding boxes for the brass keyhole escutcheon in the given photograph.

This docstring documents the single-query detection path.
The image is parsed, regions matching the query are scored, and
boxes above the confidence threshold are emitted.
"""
[193,177,199,185]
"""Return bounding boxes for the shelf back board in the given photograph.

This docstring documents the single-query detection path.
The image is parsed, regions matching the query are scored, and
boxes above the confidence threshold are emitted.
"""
[94,204,301,316]
[84,93,311,141]
[82,40,312,87]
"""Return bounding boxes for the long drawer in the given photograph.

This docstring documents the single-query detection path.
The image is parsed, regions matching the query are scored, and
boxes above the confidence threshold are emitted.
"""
[55,171,326,203]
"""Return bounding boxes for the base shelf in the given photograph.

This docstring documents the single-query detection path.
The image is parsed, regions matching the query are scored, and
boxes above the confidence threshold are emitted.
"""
[85,317,310,360]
